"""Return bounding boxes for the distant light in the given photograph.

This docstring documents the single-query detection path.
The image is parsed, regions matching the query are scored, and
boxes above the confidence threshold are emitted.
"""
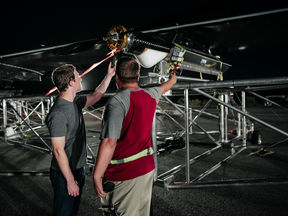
[238,46,246,50]
[41,44,46,47]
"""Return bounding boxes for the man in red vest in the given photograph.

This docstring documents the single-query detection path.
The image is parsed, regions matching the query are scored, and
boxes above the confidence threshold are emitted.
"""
[93,56,177,215]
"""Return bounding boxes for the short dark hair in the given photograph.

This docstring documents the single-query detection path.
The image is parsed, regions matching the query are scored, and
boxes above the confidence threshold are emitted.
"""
[52,64,76,92]
[116,56,140,83]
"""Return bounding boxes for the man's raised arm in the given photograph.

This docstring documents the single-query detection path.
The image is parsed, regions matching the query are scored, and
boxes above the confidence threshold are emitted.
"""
[85,62,115,107]
[159,74,177,95]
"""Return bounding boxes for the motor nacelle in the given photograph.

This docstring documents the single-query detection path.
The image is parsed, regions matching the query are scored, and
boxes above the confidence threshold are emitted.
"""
[104,25,231,77]
[104,25,170,68]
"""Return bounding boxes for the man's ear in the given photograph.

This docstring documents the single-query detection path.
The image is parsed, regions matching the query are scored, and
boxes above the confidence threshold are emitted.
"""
[68,80,75,87]
[115,74,119,82]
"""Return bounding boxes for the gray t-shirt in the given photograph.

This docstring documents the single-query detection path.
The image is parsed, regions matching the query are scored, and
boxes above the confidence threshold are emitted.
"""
[100,87,162,140]
[46,96,87,170]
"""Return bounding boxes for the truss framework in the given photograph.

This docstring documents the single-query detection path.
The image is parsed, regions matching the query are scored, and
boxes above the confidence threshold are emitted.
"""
[0,94,102,176]
[1,79,288,194]
[151,81,288,195]
[0,96,53,153]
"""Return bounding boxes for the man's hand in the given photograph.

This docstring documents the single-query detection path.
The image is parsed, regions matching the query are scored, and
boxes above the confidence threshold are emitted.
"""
[94,177,109,198]
[107,62,116,78]
[67,180,79,197]
[169,73,177,84]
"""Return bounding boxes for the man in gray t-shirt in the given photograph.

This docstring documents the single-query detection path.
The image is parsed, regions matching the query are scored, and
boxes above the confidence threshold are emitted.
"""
[46,96,87,171]
[46,63,115,215]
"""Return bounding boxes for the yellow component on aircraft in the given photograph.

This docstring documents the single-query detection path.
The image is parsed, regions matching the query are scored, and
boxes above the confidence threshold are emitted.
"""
[106,25,128,51]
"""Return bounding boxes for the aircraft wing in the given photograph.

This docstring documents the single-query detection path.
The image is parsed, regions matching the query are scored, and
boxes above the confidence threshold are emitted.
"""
[1,1,288,89]
[142,5,288,56]
[0,38,109,83]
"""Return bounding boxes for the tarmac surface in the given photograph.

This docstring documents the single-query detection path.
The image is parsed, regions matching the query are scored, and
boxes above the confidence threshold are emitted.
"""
[0,105,288,216]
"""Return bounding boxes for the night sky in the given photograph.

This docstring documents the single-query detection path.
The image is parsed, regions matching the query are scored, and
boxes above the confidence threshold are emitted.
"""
[1,1,288,94]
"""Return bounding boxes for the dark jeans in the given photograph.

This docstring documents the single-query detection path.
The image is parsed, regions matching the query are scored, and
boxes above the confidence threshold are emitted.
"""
[50,166,85,216]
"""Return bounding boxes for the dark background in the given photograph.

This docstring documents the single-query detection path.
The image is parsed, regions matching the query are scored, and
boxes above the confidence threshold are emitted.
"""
[1,1,288,95]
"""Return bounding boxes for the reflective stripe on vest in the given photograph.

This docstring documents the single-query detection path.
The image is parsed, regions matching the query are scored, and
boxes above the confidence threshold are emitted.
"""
[110,147,154,165]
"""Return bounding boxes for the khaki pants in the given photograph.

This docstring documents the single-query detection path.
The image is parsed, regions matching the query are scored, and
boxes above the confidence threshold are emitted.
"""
[101,170,154,216]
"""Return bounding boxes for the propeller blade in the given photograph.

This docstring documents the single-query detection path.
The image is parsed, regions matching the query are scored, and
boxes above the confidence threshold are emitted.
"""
[53,38,103,55]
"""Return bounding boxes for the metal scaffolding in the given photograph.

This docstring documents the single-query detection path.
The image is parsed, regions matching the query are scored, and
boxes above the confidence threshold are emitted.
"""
[1,76,288,192]
[151,76,288,195]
